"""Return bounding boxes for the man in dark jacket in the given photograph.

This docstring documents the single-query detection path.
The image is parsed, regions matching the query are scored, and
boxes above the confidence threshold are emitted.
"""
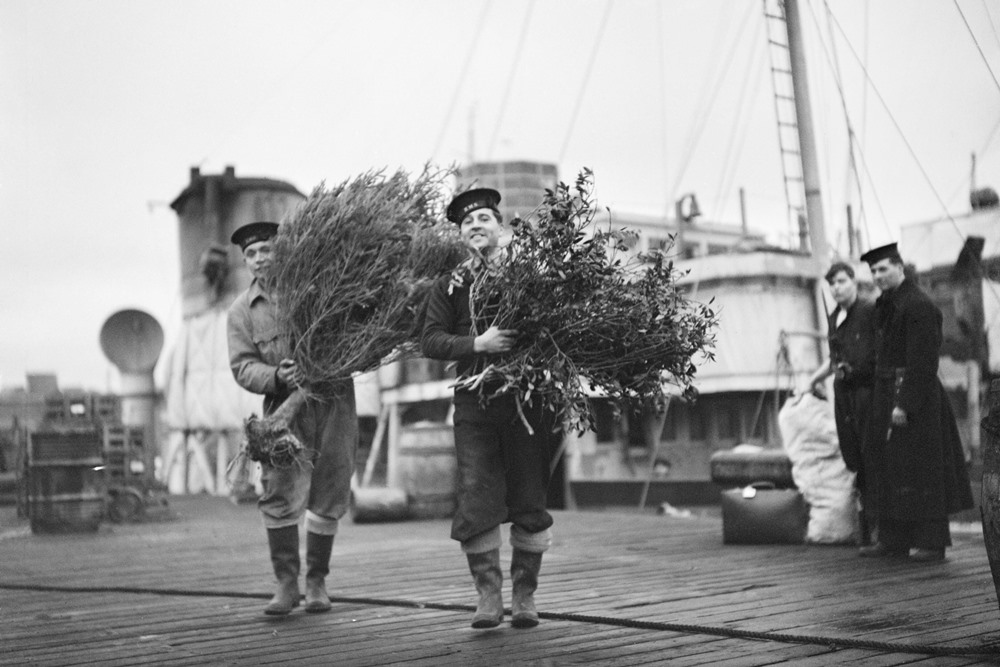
[859,243,974,562]
[803,261,877,543]
[421,188,558,629]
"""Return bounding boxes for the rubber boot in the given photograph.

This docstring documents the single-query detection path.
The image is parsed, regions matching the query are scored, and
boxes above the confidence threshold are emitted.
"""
[510,549,542,628]
[304,532,334,613]
[264,525,301,616]
[466,549,504,629]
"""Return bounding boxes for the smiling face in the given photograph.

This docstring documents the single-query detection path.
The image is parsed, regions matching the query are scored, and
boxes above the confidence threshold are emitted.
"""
[242,239,274,282]
[460,206,502,254]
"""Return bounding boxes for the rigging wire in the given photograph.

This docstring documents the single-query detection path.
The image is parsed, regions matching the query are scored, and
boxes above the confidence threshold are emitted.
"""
[811,0,883,248]
[431,1,492,160]
[983,114,1000,156]
[823,6,985,230]
[195,2,364,168]
[557,0,614,164]
[985,0,1000,52]
[825,2,1000,329]
[803,0,836,232]
[670,0,758,199]
[710,16,767,220]
[657,1,669,216]
[856,0,873,251]
[859,0,871,153]
[819,2,858,214]
[941,114,1000,210]
[487,0,536,160]
[954,0,1000,94]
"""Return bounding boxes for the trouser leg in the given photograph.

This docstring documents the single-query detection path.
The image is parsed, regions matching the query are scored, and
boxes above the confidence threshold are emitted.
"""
[307,387,358,522]
[908,518,951,550]
[503,400,556,535]
[450,399,508,543]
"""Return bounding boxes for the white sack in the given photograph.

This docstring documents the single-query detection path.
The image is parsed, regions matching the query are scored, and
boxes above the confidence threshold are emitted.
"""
[778,393,858,544]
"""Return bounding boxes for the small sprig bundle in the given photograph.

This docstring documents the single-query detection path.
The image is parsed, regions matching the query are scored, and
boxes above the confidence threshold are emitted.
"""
[241,391,311,468]
[227,390,311,482]
[454,169,717,434]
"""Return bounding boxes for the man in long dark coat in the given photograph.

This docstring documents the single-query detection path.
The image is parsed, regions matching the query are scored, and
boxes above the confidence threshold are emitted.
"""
[859,243,974,562]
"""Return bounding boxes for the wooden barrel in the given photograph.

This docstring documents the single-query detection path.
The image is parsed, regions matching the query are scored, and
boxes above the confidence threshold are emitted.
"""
[395,423,457,519]
[27,425,107,533]
[981,378,1000,611]
[350,486,410,523]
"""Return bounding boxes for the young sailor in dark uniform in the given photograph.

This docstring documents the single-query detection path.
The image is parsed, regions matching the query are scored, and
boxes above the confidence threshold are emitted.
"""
[421,189,558,629]
[859,242,973,562]
[803,262,877,542]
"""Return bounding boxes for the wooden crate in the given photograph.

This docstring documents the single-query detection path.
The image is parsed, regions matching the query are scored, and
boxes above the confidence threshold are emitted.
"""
[102,424,145,482]
[27,425,106,533]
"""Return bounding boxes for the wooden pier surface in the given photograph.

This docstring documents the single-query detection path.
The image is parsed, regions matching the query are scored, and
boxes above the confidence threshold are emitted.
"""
[2,495,999,666]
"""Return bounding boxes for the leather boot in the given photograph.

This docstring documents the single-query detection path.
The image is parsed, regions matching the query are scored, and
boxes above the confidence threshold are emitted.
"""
[264,525,301,615]
[510,549,542,628]
[466,549,504,629]
[304,532,334,613]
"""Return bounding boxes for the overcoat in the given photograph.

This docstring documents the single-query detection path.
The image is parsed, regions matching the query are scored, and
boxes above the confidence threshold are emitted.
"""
[865,278,974,522]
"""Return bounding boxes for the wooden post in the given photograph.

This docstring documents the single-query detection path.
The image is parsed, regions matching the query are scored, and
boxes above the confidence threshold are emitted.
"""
[216,431,229,496]
[386,402,401,490]
[980,378,1000,612]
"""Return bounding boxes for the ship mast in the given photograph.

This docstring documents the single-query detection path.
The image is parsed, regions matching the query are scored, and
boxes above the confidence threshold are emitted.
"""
[784,0,828,262]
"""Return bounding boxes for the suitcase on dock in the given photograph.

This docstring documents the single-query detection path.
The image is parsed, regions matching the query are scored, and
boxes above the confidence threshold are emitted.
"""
[721,482,808,545]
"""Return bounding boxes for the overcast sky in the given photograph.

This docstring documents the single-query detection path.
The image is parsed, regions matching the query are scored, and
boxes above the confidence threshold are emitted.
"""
[2,0,998,391]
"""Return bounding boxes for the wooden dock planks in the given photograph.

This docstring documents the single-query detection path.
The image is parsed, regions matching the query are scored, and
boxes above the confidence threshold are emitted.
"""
[1,495,999,665]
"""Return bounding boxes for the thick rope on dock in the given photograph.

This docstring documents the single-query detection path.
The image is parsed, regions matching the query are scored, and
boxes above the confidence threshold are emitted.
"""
[2,582,998,658]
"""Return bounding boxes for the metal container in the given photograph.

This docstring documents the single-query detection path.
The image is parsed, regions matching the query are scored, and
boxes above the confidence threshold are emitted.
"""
[27,425,106,533]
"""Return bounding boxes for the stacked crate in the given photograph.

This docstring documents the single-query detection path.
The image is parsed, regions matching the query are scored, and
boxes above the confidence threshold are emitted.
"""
[43,393,120,424]
[102,424,145,484]
[27,424,107,533]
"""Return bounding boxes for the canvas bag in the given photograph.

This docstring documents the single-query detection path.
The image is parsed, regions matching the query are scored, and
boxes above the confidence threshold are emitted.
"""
[778,392,859,544]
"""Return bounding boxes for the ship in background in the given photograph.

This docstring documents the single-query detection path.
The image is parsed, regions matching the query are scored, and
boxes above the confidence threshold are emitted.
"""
[4,0,995,517]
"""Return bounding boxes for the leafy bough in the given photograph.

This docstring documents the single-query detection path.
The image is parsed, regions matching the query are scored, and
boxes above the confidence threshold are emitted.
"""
[454,169,717,435]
